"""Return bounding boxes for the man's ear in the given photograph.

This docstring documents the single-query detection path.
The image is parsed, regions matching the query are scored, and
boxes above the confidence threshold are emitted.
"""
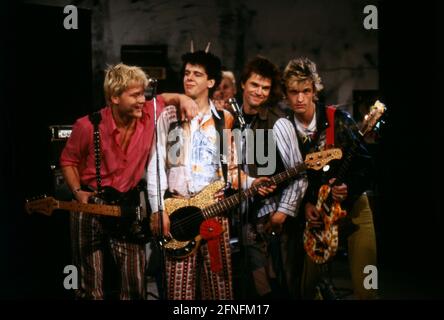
[207,79,215,89]
[241,82,245,91]
[111,95,120,105]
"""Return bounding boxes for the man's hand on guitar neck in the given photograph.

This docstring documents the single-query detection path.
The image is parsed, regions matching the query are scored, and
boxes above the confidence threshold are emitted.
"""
[252,177,277,197]
[150,211,171,238]
[212,177,276,201]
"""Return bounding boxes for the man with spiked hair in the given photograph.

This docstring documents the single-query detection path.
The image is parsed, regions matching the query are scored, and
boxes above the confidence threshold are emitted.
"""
[148,50,274,300]
[282,57,377,299]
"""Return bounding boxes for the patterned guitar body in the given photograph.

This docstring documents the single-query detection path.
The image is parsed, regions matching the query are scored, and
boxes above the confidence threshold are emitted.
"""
[303,100,386,264]
[303,184,346,264]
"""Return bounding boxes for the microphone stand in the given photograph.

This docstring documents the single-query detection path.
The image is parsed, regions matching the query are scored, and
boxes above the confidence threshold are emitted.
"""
[228,98,248,299]
[150,79,168,300]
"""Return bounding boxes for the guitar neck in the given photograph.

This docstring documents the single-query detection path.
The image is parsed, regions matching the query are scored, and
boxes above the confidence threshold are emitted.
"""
[56,201,122,217]
[333,102,385,186]
[331,137,361,186]
[202,163,307,218]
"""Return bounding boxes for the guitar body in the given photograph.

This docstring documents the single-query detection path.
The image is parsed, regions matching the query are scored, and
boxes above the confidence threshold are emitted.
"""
[303,184,346,264]
[164,180,225,258]
[94,185,139,207]
[95,184,151,244]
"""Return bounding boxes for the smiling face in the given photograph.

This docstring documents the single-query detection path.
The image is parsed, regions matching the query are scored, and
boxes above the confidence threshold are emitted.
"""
[241,72,272,113]
[183,63,215,100]
[111,83,146,119]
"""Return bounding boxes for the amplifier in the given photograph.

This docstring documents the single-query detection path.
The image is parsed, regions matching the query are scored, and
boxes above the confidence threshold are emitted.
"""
[50,125,73,141]
[49,125,73,199]
[49,125,72,169]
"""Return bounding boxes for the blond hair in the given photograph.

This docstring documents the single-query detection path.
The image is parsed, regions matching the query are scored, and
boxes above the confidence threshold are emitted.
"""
[104,63,148,104]
[283,58,324,99]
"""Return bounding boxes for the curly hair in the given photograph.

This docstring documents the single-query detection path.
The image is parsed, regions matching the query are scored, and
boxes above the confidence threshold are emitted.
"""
[282,57,324,100]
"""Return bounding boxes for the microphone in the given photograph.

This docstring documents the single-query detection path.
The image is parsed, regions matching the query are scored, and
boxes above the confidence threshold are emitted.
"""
[227,98,246,129]
[145,78,158,99]
[148,77,158,87]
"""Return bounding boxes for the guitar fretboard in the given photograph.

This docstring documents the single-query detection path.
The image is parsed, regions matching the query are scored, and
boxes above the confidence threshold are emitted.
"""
[201,163,307,219]
[57,201,122,217]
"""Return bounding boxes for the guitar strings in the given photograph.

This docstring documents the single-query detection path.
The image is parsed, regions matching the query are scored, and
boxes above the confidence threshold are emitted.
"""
[169,193,244,235]
[168,168,305,237]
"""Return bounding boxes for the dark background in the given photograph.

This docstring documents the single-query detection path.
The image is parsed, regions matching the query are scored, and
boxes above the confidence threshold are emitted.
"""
[1,0,441,299]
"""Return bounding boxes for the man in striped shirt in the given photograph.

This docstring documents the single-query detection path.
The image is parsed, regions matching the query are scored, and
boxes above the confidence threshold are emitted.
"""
[235,56,308,298]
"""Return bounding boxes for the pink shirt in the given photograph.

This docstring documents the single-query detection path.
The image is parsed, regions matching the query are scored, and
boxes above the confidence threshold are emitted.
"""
[60,96,165,192]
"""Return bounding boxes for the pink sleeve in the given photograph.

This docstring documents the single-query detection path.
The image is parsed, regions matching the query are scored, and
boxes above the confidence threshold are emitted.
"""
[154,95,166,118]
[144,95,166,119]
[59,118,92,167]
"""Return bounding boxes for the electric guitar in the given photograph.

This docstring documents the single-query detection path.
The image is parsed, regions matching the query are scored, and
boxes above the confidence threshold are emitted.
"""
[162,148,343,258]
[25,182,150,243]
[303,100,386,264]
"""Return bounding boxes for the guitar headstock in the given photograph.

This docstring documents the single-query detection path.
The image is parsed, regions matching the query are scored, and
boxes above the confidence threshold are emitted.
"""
[360,100,386,136]
[24,196,58,216]
[305,148,343,171]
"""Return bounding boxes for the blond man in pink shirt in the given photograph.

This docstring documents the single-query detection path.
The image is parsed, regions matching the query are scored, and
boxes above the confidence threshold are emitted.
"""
[60,63,197,300]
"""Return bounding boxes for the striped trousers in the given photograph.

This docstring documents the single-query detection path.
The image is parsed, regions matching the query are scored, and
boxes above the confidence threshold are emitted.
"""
[166,217,233,300]
[70,212,146,300]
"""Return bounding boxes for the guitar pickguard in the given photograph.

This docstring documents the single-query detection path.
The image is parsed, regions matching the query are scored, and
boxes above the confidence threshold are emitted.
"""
[163,180,225,258]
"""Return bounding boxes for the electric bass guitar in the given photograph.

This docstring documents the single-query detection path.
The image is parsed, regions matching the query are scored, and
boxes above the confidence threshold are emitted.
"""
[163,148,343,258]
[303,100,386,264]
[25,182,150,244]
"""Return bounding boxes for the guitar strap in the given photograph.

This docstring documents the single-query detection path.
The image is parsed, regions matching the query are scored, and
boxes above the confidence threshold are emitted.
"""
[213,109,228,183]
[88,111,103,192]
[88,111,150,244]
[326,105,336,148]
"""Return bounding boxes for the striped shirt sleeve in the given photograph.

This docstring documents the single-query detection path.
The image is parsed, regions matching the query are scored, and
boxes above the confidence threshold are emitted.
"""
[272,118,308,217]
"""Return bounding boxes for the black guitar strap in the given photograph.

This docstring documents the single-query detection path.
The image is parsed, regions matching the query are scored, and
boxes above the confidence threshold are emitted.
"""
[88,111,103,193]
[214,109,228,184]
[88,111,150,244]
